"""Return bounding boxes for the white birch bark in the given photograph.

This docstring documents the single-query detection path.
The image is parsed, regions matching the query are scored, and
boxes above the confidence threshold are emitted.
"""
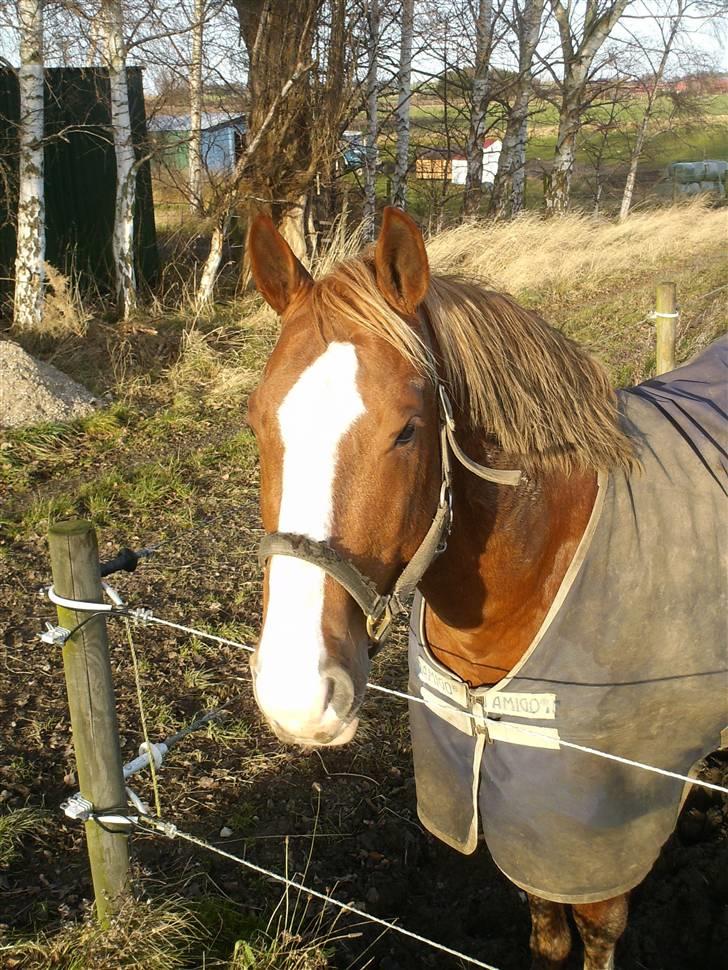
[491,0,544,217]
[391,0,413,209]
[545,82,583,214]
[363,0,379,238]
[509,114,529,213]
[14,0,45,331]
[545,0,630,215]
[619,113,649,219]
[101,0,137,317]
[619,2,684,220]
[463,0,492,219]
[196,212,230,306]
[188,0,204,214]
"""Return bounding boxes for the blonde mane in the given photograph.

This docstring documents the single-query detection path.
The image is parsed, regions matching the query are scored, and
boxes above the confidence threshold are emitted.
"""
[310,254,633,474]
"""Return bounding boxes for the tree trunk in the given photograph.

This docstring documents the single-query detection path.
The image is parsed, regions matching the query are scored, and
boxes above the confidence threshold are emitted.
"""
[391,0,413,209]
[14,0,45,331]
[489,0,543,218]
[619,6,682,221]
[545,0,630,214]
[544,84,582,215]
[492,91,530,217]
[194,60,313,306]
[619,113,649,220]
[363,0,379,237]
[463,0,492,219]
[196,211,231,306]
[509,114,529,214]
[188,0,205,214]
[102,0,137,318]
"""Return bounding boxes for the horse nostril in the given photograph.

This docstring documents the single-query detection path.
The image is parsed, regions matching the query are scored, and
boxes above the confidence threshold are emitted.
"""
[324,677,335,710]
[324,663,356,719]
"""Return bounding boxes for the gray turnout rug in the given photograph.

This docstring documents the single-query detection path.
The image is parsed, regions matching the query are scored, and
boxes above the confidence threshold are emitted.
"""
[408,336,728,904]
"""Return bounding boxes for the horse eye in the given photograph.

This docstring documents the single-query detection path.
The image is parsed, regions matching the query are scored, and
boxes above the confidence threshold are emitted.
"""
[396,421,416,446]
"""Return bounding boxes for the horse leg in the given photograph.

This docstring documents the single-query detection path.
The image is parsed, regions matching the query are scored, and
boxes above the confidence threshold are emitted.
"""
[572,894,629,970]
[527,893,572,969]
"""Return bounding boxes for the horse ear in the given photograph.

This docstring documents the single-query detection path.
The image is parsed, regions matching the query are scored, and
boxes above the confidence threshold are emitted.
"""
[374,207,430,314]
[248,213,313,315]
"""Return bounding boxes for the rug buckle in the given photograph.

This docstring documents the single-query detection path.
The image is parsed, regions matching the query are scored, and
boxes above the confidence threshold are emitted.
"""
[469,695,492,742]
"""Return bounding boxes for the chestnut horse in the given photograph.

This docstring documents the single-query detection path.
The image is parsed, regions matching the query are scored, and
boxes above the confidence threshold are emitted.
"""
[244,207,725,969]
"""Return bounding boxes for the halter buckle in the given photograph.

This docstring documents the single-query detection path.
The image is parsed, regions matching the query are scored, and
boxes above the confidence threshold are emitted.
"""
[366,599,394,645]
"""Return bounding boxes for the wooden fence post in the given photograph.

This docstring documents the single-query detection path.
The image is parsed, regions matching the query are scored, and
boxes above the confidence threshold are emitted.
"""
[48,520,130,924]
[655,281,677,376]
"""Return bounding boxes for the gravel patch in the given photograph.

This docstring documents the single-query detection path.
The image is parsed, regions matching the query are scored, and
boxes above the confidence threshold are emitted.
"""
[0,340,99,428]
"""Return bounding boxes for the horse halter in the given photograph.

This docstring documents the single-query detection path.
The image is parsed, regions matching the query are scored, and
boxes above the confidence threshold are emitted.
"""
[258,377,523,656]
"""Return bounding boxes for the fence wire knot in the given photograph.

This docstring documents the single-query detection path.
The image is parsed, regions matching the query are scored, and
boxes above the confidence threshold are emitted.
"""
[130,607,153,625]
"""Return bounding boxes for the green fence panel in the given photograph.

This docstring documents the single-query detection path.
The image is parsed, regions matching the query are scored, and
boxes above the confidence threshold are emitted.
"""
[0,66,158,309]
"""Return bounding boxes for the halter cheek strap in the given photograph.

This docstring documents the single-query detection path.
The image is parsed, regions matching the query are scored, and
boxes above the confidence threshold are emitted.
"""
[258,383,522,654]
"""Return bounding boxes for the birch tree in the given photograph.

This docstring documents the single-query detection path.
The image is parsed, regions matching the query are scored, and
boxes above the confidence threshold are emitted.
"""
[490,0,545,217]
[14,0,45,330]
[463,0,493,219]
[618,0,689,219]
[188,0,205,214]
[391,0,414,208]
[100,0,137,317]
[363,0,380,235]
[544,0,631,214]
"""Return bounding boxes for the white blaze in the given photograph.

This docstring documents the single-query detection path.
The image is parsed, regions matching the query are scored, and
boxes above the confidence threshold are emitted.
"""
[256,342,365,734]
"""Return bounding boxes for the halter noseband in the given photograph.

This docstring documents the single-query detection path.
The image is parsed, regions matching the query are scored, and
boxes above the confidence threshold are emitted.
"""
[258,380,522,656]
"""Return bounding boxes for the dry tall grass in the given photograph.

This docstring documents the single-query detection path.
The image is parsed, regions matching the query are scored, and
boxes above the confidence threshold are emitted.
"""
[170,200,726,401]
[425,198,727,298]
[37,264,90,337]
[424,199,727,385]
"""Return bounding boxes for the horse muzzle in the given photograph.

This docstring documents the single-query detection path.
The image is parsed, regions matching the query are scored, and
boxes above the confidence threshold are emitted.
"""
[251,654,365,748]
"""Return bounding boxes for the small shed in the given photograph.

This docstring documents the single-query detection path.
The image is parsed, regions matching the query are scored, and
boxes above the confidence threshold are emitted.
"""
[148,112,246,173]
[416,138,502,185]
[416,148,451,181]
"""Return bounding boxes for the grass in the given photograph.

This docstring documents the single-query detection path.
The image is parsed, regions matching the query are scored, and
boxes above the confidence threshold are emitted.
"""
[0,808,47,867]
[0,896,206,970]
[341,89,728,221]
[387,92,728,166]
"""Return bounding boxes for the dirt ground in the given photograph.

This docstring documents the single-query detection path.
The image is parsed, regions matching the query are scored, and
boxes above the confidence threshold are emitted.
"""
[1,418,726,970]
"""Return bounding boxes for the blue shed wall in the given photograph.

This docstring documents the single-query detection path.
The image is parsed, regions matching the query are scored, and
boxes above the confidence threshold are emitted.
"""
[201,127,235,172]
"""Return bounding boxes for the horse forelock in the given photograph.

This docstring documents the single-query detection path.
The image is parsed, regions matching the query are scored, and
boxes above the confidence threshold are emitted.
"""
[307,254,634,475]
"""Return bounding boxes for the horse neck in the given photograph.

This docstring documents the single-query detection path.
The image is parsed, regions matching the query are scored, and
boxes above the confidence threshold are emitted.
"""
[419,431,598,688]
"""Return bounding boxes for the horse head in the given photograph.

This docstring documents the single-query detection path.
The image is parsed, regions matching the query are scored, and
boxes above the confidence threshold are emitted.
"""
[246,208,442,747]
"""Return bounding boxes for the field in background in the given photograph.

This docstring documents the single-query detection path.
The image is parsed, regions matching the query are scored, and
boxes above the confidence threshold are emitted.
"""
[348,91,728,218]
[398,92,728,164]
[1,202,727,969]
[149,92,728,231]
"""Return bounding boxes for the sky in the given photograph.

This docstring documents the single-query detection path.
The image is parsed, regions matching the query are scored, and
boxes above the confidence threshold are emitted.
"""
[0,2,726,85]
